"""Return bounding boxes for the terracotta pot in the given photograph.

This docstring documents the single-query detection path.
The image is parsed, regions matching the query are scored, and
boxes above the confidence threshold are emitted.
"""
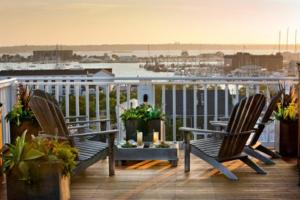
[276,120,298,157]
[10,119,41,143]
[6,162,70,200]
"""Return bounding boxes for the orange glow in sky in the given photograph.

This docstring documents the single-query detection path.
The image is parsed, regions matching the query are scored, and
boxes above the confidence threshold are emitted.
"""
[0,0,299,45]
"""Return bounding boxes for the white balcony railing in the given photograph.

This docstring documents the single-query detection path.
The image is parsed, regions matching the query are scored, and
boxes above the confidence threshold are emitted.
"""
[0,76,297,146]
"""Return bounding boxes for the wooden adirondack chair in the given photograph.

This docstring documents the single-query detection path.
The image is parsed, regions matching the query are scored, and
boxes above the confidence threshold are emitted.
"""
[243,90,283,164]
[180,94,266,181]
[29,91,118,176]
[210,90,283,165]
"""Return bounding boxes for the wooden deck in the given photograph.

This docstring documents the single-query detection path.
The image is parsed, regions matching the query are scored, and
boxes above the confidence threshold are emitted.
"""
[1,151,300,199]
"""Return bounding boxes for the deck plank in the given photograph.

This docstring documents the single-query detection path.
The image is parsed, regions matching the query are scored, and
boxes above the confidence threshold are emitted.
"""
[1,150,300,200]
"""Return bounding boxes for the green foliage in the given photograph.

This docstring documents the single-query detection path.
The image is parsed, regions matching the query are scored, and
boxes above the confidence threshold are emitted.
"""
[274,102,297,121]
[6,100,35,126]
[120,107,141,122]
[144,106,165,121]
[6,85,35,126]
[121,104,165,123]
[1,132,78,182]
[121,141,137,148]
[155,141,170,148]
[274,85,298,121]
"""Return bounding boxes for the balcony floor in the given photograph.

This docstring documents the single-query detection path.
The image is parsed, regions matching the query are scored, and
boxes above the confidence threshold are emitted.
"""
[1,151,300,200]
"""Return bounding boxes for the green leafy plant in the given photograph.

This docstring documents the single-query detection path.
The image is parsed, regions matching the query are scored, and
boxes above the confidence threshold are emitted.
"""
[1,132,78,182]
[5,85,35,126]
[155,141,170,148]
[136,104,151,121]
[121,141,137,148]
[274,85,298,121]
[120,107,141,122]
[121,104,164,123]
[144,106,165,121]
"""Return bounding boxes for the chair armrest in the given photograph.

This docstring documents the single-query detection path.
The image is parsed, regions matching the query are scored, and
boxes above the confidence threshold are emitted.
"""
[68,129,118,138]
[218,116,230,121]
[209,120,228,128]
[66,119,110,125]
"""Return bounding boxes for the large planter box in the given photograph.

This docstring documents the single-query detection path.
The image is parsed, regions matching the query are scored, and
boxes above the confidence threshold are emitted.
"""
[6,163,70,200]
[10,119,41,143]
[275,120,298,157]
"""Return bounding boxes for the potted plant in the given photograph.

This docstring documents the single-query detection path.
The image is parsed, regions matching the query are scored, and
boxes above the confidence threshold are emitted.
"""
[6,85,41,142]
[274,86,298,157]
[1,132,78,200]
[121,107,143,141]
[121,104,165,142]
[144,106,165,142]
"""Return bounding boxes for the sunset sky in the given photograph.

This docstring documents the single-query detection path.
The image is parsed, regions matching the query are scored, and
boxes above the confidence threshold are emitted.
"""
[0,0,299,46]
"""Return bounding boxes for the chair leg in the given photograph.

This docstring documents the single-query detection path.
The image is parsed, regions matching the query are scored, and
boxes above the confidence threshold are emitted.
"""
[184,143,191,172]
[108,135,115,176]
[191,148,238,181]
[244,146,275,165]
[256,145,281,159]
[240,157,266,175]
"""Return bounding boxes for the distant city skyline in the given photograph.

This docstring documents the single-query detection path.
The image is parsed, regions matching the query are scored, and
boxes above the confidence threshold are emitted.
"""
[1,0,300,46]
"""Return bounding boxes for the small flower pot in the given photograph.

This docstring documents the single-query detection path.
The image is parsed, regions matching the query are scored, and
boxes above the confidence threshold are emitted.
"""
[124,119,146,141]
[146,119,162,142]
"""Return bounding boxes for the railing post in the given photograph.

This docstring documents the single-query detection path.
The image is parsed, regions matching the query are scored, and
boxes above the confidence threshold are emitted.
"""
[225,84,229,117]
[193,85,198,128]
[183,85,187,127]
[214,84,218,121]
[65,84,70,120]
[106,85,110,130]
[75,84,80,122]
[116,85,121,141]
[95,85,100,131]
[85,85,90,121]
[235,84,239,104]
[172,85,176,142]
[246,85,250,97]
[126,84,131,109]
[152,84,156,106]
[55,84,59,102]
[161,85,166,141]
[203,84,207,130]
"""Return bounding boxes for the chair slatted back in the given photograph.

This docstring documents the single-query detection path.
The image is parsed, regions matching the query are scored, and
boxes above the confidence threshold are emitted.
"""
[29,91,73,145]
[29,95,68,137]
[218,94,266,159]
[249,90,283,146]
[261,90,284,124]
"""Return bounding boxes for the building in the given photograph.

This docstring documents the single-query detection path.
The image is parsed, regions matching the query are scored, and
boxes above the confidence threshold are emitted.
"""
[230,65,268,77]
[33,50,73,63]
[224,52,283,72]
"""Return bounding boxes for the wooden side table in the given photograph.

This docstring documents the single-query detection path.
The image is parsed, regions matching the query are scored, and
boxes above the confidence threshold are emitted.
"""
[116,142,179,167]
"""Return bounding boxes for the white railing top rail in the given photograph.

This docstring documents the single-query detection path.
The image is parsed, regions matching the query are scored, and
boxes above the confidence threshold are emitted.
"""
[0,78,17,89]
[15,76,298,81]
